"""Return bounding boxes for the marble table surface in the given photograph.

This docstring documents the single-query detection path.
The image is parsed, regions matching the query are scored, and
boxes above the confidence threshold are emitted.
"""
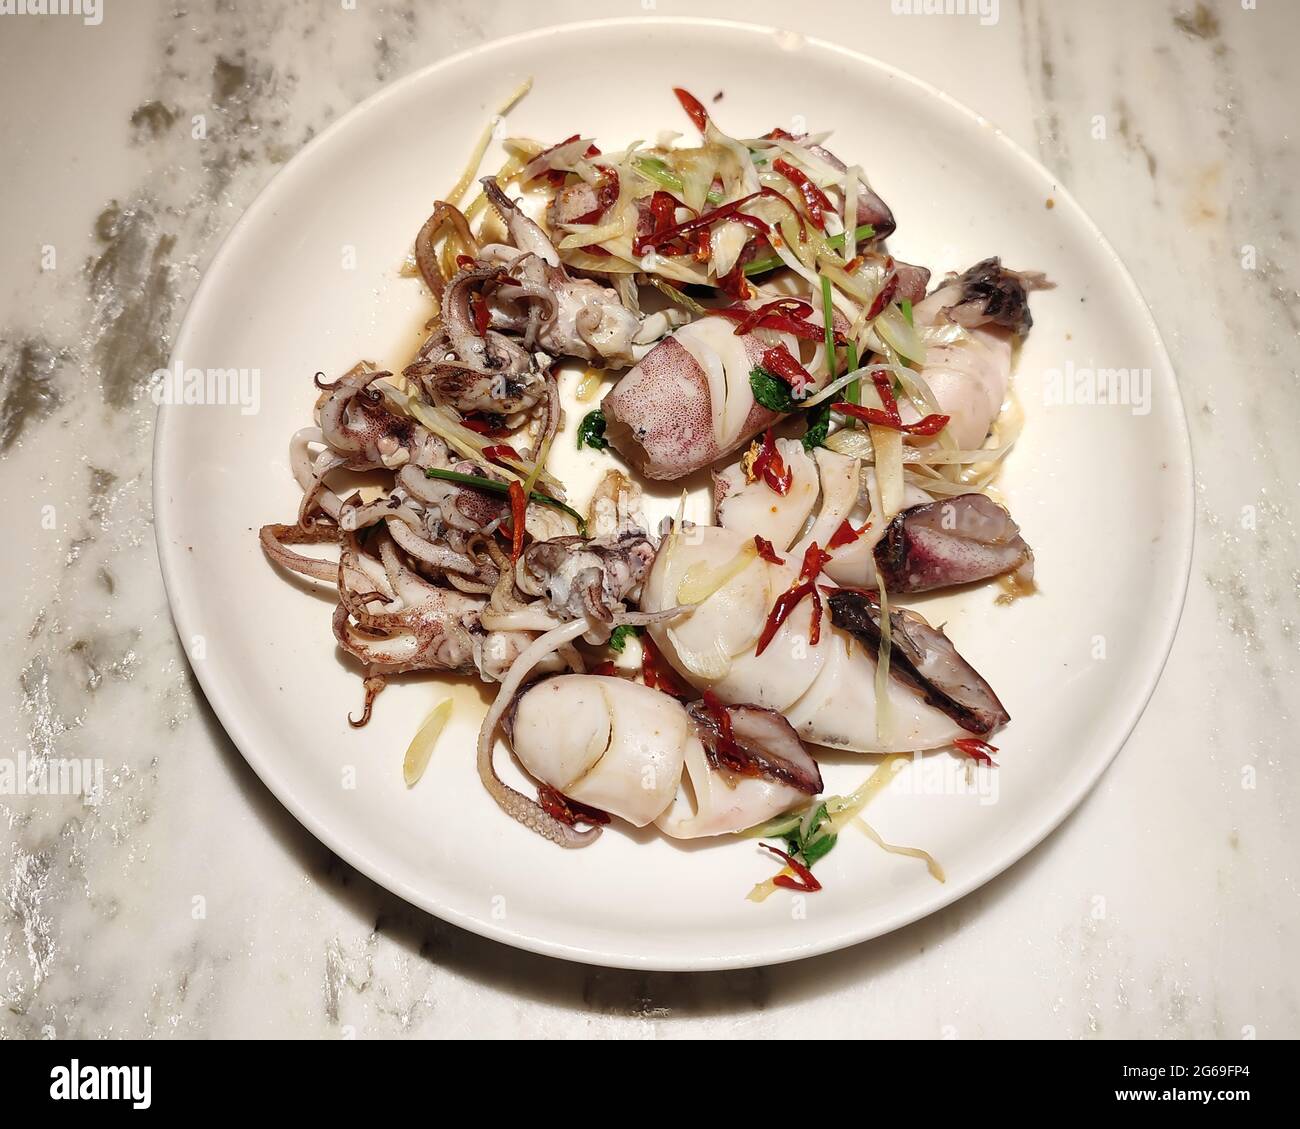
[1,0,1295,1039]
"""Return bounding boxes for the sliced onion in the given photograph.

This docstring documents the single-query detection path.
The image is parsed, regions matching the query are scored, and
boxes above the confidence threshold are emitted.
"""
[823,428,875,460]
[403,698,453,786]
[875,304,927,366]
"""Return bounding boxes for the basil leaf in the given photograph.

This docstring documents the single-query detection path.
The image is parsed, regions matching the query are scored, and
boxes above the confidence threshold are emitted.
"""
[577,408,608,451]
[801,401,831,451]
[749,366,795,413]
[801,831,838,867]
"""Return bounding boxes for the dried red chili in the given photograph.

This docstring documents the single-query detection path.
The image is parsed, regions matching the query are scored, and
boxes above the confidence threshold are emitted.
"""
[633,192,767,256]
[590,660,618,678]
[827,518,869,550]
[640,636,692,700]
[537,783,611,827]
[754,535,785,565]
[459,414,511,438]
[752,428,792,496]
[482,443,521,463]
[772,158,834,231]
[755,542,832,656]
[759,343,817,396]
[715,261,752,302]
[507,480,527,563]
[710,300,841,345]
[673,87,710,132]
[868,271,899,323]
[759,843,823,892]
[832,372,949,436]
[455,254,476,269]
[953,738,999,766]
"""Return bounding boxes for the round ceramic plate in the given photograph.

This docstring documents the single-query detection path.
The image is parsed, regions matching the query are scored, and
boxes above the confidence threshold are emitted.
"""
[155,18,1193,970]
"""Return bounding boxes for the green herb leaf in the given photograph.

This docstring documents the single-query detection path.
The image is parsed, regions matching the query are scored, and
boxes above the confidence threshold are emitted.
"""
[801,401,832,451]
[608,624,641,654]
[749,366,795,413]
[801,831,838,866]
[778,802,838,869]
[577,409,608,451]
[900,298,914,326]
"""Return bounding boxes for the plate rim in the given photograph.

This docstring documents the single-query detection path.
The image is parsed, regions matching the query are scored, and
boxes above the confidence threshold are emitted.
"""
[153,15,1196,971]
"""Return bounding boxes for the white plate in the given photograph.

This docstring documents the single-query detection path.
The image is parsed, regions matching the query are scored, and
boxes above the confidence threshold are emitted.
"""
[155,18,1193,970]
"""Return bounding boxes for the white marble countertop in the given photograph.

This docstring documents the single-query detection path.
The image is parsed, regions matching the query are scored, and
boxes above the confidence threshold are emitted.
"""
[1,0,1296,1038]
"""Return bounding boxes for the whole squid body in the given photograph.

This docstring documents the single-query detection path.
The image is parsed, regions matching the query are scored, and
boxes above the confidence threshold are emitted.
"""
[714,438,1035,594]
[505,674,824,838]
[638,523,1009,753]
[602,257,1046,481]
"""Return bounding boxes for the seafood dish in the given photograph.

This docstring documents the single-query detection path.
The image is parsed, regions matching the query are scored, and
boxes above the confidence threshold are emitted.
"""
[259,87,1049,893]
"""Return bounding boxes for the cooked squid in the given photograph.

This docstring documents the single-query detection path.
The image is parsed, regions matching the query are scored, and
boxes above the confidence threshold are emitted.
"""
[905,258,1051,448]
[640,524,995,753]
[507,674,821,837]
[602,316,816,480]
[259,85,1048,877]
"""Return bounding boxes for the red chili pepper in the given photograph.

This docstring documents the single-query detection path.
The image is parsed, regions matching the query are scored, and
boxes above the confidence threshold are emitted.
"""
[455,254,476,269]
[827,518,870,550]
[673,87,709,132]
[954,738,999,766]
[694,228,712,263]
[728,297,813,336]
[482,443,521,463]
[507,480,527,563]
[760,343,817,396]
[772,158,834,231]
[866,270,899,322]
[832,372,949,436]
[537,783,611,827]
[764,127,797,141]
[640,637,692,700]
[760,843,823,892]
[459,414,511,438]
[755,542,832,656]
[715,261,751,302]
[590,660,618,678]
[633,192,767,256]
[754,535,785,565]
[709,300,841,346]
[752,428,792,496]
